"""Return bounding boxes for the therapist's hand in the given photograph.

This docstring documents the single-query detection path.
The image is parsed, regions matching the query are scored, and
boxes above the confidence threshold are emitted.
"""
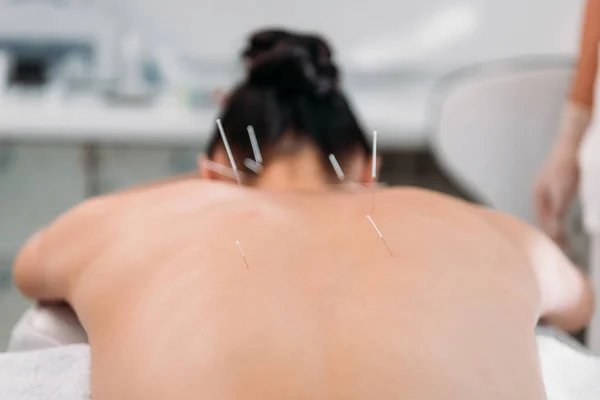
[534,149,579,248]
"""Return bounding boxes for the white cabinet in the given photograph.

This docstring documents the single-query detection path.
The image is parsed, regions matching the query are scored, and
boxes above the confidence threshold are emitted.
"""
[0,144,86,262]
[0,143,85,347]
[96,145,198,194]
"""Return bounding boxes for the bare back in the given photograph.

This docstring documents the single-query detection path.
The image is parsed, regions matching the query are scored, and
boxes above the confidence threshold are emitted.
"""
[59,182,545,399]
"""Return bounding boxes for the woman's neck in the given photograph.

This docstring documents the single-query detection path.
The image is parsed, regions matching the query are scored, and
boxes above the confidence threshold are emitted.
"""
[254,144,332,190]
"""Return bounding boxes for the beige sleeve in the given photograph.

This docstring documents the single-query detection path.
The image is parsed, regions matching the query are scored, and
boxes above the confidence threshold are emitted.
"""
[570,0,600,109]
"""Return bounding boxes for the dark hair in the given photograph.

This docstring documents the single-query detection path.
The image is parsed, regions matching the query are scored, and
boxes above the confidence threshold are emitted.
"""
[207,28,371,178]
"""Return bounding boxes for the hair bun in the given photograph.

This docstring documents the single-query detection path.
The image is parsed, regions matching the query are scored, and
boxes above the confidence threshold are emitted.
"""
[242,29,338,96]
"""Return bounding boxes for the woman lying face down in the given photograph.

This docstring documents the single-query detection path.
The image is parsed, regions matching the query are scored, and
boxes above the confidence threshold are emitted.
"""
[13,28,593,400]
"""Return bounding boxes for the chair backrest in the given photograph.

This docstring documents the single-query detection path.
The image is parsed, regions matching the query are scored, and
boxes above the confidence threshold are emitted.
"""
[430,59,573,223]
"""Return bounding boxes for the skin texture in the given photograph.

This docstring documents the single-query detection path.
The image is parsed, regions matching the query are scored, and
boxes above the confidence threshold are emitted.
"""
[13,176,593,400]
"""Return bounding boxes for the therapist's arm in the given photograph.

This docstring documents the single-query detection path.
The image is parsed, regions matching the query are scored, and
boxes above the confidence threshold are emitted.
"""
[551,0,600,154]
[13,197,116,302]
[571,0,600,109]
[479,208,594,333]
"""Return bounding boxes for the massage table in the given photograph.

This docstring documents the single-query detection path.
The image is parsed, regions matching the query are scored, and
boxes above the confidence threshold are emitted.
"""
[1,64,596,397]
[1,304,599,400]
[3,56,597,399]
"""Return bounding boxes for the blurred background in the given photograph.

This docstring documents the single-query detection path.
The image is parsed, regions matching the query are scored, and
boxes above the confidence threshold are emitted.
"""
[0,0,590,347]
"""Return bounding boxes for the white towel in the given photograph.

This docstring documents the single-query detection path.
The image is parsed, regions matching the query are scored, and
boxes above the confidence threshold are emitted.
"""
[537,335,600,400]
[0,345,90,400]
[0,336,597,400]
[8,304,87,352]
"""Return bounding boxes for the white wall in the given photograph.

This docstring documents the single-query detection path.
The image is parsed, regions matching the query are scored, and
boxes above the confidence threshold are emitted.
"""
[126,0,586,72]
[0,2,120,80]
[0,1,586,82]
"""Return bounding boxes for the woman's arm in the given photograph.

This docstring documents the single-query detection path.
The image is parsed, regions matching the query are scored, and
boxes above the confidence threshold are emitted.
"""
[13,197,117,302]
[478,207,594,333]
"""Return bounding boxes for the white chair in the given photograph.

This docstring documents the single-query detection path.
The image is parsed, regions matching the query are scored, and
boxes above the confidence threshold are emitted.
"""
[430,59,600,351]
[430,59,573,224]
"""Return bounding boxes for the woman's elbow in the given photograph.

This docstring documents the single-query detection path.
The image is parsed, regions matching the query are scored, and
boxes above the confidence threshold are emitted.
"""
[13,231,44,299]
[549,278,595,334]
[572,278,596,333]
